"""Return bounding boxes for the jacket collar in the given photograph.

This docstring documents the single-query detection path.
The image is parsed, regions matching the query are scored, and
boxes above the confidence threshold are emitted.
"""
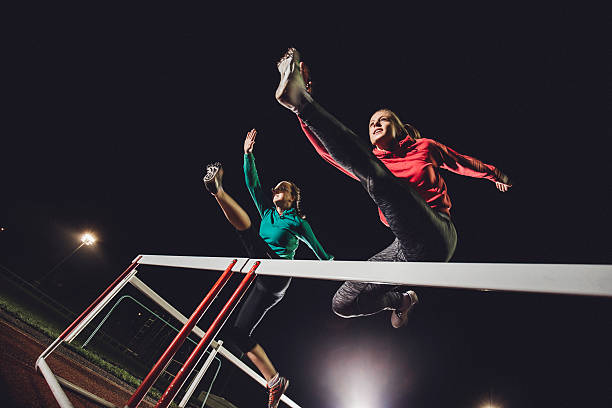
[276,207,297,218]
[372,134,416,158]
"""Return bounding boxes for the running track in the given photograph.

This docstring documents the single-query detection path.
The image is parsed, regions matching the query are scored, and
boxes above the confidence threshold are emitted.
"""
[0,315,157,408]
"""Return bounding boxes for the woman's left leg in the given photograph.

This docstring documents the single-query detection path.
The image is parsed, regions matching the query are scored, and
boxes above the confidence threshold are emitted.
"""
[229,273,292,408]
[230,275,292,378]
[332,212,455,323]
[332,239,404,317]
[230,227,292,371]
[246,344,278,381]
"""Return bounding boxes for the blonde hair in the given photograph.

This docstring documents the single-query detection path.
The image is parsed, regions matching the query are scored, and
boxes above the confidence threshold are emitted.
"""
[375,109,422,141]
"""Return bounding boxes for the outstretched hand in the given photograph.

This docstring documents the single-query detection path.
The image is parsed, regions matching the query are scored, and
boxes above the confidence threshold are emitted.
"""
[495,169,512,193]
[495,181,512,192]
[244,129,257,154]
[495,172,512,192]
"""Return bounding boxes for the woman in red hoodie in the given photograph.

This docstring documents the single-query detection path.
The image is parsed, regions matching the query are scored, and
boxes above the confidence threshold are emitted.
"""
[275,48,512,328]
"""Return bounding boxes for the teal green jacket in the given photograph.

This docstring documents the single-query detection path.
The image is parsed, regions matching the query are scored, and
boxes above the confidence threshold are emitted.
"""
[244,153,333,260]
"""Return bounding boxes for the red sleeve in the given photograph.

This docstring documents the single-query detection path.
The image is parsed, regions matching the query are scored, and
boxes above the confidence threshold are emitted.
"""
[298,117,359,181]
[432,140,508,183]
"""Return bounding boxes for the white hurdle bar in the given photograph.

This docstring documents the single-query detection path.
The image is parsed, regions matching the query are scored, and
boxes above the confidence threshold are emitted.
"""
[36,254,612,408]
[137,255,612,297]
[36,255,302,408]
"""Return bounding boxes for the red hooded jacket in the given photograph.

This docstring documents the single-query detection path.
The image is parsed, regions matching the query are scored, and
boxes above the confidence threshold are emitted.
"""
[299,118,505,226]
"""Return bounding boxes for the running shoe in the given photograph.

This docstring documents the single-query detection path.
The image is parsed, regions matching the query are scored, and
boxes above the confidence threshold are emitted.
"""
[268,376,289,408]
[203,162,223,195]
[275,48,312,113]
[391,290,419,328]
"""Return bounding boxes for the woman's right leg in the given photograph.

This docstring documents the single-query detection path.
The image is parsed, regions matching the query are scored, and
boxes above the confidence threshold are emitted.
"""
[213,188,251,231]
[277,49,452,326]
[276,49,456,261]
[204,162,252,231]
[214,188,252,231]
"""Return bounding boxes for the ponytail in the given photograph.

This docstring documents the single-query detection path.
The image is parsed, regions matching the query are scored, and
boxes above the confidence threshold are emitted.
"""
[287,181,306,219]
[376,108,422,141]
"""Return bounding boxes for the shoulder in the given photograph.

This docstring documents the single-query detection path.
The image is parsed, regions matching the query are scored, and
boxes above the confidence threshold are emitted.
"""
[417,138,450,156]
[283,211,305,228]
[415,138,438,148]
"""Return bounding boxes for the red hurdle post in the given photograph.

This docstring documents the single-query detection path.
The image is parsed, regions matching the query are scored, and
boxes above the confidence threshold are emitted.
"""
[125,259,238,408]
[59,256,142,343]
[154,261,261,408]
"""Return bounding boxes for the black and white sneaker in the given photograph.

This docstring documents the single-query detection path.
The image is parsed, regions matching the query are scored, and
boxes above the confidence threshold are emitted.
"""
[203,162,223,195]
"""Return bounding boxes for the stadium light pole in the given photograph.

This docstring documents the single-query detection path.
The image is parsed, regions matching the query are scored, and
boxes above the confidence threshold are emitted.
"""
[36,232,97,286]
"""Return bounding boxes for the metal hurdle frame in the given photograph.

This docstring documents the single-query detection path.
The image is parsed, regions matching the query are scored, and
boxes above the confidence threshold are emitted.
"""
[35,255,612,408]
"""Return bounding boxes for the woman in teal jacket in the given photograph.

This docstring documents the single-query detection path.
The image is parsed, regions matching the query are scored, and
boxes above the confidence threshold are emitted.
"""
[203,128,332,408]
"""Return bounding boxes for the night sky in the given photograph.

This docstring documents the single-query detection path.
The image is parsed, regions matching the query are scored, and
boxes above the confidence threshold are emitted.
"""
[2,4,611,408]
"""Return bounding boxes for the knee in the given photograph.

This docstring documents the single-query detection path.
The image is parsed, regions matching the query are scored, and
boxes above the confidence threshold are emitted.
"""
[227,326,257,353]
[331,292,355,318]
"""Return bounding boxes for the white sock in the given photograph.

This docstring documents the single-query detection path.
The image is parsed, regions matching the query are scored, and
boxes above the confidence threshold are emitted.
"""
[268,372,280,387]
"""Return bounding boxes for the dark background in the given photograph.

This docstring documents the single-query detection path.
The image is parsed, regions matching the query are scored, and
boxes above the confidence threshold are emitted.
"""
[2,3,611,407]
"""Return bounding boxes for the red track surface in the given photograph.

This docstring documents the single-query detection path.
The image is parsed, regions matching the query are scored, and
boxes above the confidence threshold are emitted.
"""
[0,316,156,408]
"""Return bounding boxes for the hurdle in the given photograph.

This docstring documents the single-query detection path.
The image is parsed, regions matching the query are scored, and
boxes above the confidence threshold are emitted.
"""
[35,255,612,408]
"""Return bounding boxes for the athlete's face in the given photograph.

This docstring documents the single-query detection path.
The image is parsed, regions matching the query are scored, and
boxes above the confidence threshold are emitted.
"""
[369,110,398,149]
[272,181,295,209]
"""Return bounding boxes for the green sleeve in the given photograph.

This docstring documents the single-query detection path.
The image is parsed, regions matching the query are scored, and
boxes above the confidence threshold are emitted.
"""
[298,219,334,260]
[244,153,271,217]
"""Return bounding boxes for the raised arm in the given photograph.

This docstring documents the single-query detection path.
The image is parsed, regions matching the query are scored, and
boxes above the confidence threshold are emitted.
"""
[297,218,334,260]
[243,129,273,216]
[432,140,512,192]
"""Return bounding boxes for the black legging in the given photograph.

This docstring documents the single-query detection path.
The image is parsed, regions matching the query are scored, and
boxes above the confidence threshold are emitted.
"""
[228,226,291,353]
[298,101,457,317]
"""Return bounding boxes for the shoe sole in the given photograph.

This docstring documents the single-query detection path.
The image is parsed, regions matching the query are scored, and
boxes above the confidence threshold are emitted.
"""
[203,163,222,194]
[275,48,299,101]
